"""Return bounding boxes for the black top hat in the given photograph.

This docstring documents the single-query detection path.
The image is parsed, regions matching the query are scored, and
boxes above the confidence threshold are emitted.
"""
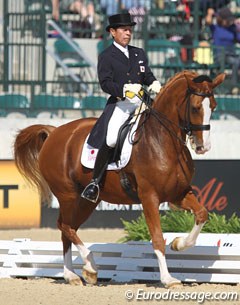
[106,13,136,32]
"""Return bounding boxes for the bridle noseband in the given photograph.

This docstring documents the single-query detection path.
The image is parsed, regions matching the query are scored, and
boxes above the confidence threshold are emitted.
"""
[183,87,213,136]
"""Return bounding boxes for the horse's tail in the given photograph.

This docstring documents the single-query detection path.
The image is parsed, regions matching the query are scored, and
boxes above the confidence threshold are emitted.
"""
[14,124,56,205]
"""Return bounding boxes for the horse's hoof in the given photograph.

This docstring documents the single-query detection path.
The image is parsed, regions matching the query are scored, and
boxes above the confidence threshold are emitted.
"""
[171,237,194,251]
[162,276,182,288]
[82,269,98,285]
[69,278,84,286]
[165,280,182,289]
[170,237,182,251]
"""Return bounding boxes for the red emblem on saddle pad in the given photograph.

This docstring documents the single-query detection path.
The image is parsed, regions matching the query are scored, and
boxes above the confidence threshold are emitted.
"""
[88,149,97,161]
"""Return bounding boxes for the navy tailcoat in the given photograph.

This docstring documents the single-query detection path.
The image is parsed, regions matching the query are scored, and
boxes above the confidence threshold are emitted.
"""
[87,43,156,148]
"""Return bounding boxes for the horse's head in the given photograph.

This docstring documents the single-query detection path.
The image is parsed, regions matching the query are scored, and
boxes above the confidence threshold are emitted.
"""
[177,72,225,154]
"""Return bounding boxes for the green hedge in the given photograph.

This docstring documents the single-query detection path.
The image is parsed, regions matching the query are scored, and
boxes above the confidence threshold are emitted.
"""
[120,210,240,242]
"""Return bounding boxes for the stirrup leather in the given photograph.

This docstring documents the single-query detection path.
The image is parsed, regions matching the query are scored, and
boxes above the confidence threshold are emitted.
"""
[81,182,100,203]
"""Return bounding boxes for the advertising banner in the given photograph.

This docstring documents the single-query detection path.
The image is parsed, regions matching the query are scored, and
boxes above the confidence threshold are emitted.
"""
[192,160,239,218]
[0,160,41,228]
[41,160,240,228]
[0,159,237,228]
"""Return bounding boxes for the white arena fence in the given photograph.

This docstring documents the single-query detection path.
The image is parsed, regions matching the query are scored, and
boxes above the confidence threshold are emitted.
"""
[0,233,239,284]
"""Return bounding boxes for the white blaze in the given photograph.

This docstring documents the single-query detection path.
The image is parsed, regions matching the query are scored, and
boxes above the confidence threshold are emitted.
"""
[202,97,211,151]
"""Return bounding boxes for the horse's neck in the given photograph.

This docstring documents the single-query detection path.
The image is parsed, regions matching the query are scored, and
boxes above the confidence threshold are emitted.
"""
[149,82,188,147]
[153,87,183,123]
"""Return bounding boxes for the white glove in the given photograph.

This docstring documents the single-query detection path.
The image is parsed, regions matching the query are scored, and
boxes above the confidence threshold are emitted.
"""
[148,80,161,93]
[123,83,142,97]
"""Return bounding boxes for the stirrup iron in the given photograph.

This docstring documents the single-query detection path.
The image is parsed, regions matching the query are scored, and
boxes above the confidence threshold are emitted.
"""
[81,182,100,203]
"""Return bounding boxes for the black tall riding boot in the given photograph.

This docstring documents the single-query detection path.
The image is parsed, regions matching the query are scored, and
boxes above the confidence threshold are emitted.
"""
[81,142,113,203]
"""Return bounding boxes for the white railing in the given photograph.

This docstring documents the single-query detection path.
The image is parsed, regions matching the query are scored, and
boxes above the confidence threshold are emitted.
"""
[47,19,97,71]
[0,233,239,283]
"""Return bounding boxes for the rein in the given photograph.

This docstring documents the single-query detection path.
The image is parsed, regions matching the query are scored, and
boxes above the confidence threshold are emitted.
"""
[127,90,186,146]
[132,83,214,146]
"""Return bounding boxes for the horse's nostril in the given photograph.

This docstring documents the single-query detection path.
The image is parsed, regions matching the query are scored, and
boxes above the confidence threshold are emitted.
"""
[196,146,203,152]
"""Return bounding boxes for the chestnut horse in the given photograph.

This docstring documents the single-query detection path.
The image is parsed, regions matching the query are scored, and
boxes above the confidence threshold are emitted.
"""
[14,71,225,287]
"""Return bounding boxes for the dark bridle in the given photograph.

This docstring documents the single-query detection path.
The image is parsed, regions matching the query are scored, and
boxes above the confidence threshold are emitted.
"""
[182,87,214,136]
[133,74,215,145]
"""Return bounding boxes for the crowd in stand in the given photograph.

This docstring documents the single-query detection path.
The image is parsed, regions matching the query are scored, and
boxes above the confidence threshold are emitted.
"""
[50,0,240,93]
[50,1,240,37]
[50,1,240,35]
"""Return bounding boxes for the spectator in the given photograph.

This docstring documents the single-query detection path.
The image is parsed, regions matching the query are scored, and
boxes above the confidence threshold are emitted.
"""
[121,0,150,37]
[155,0,164,9]
[81,1,102,38]
[99,0,119,16]
[52,0,83,21]
[176,0,192,21]
[206,7,240,93]
[199,0,231,12]
[121,0,149,10]
[51,0,101,38]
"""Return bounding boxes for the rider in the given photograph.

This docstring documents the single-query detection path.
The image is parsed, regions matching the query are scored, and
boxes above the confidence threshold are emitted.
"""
[81,13,161,203]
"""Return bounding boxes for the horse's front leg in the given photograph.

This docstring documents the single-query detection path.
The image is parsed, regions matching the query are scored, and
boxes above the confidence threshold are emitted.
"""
[141,194,181,288]
[171,190,208,251]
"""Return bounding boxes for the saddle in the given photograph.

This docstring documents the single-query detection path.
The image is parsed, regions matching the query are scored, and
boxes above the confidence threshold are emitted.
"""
[111,115,134,164]
[110,116,142,204]
[81,103,147,170]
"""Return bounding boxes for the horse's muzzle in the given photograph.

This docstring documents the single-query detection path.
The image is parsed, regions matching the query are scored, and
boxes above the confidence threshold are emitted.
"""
[195,145,210,154]
[190,135,211,155]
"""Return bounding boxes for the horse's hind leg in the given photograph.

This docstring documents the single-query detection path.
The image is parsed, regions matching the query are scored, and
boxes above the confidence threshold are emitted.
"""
[170,190,208,251]
[60,232,82,285]
[57,196,98,285]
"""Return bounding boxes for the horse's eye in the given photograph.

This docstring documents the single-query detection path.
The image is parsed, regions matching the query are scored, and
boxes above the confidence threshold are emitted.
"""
[192,107,199,114]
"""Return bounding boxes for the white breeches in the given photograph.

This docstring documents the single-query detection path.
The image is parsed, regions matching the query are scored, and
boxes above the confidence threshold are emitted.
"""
[106,97,142,147]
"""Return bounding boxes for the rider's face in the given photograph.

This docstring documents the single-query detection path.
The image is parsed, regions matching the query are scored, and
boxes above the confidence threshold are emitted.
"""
[110,26,133,47]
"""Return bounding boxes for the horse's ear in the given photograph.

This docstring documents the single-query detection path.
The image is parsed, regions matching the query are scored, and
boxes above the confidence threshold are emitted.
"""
[212,73,226,88]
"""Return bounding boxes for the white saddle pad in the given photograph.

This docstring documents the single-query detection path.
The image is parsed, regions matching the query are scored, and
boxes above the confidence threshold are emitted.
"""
[81,115,141,170]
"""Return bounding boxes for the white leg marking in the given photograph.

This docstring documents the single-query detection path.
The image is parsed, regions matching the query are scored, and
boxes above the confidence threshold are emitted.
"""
[154,250,181,287]
[184,222,205,247]
[63,247,81,283]
[173,222,205,251]
[64,246,73,271]
[76,244,97,274]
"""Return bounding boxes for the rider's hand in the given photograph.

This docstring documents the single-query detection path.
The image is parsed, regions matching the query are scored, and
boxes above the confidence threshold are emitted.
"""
[123,83,142,97]
[148,80,161,94]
